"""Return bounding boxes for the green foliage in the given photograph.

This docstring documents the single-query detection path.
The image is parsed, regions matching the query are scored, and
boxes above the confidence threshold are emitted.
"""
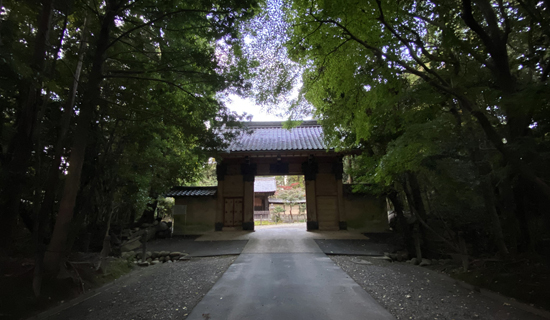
[187,159,218,187]
[281,0,550,256]
[276,187,304,204]
[157,197,175,219]
[271,206,284,223]
[0,0,261,244]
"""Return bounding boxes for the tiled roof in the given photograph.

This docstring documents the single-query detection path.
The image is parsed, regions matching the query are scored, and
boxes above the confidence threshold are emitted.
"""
[227,121,328,152]
[165,186,217,197]
[254,177,276,193]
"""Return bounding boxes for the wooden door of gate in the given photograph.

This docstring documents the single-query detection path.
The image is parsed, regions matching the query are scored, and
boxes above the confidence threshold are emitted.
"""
[224,197,243,227]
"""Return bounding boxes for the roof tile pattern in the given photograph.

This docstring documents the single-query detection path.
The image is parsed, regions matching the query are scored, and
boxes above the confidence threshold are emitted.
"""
[166,187,217,197]
[254,177,277,193]
[228,121,328,152]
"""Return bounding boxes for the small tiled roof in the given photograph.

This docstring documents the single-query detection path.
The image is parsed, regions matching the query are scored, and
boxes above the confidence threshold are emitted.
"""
[165,186,217,197]
[254,177,277,193]
[227,121,328,152]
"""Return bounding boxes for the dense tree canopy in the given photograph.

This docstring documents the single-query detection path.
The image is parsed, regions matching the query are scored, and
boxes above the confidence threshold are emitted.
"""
[2,0,550,297]
[284,0,550,257]
[0,0,259,277]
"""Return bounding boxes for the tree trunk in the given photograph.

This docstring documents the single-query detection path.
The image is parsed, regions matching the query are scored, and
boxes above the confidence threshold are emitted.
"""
[469,143,510,257]
[402,173,428,257]
[479,175,510,257]
[406,172,428,220]
[413,223,422,260]
[496,176,519,255]
[39,16,89,234]
[387,190,414,254]
[96,208,114,272]
[43,2,119,274]
[0,0,54,253]
[513,177,534,252]
[462,100,550,200]
[31,13,72,297]
[137,198,159,226]
[289,205,293,223]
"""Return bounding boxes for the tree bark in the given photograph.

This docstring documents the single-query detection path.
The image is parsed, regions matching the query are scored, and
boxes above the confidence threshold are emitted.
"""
[38,16,89,238]
[496,176,520,254]
[479,175,510,257]
[0,0,54,253]
[406,172,428,220]
[513,177,535,252]
[387,190,414,254]
[31,12,71,297]
[289,204,294,223]
[43,2,119,274]
[402,173,430,258]
[469,144,510,257]
[137,199,159,226]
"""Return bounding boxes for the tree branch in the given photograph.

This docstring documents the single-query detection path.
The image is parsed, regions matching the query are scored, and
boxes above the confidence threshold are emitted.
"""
[476,0,504,41]
[107,68,212,76]
[542,59,550,81]
[496,0,511,43]
[461,0,494,48]
[107,8,231,50]
[375,0,451,88]
[102,74,200,99]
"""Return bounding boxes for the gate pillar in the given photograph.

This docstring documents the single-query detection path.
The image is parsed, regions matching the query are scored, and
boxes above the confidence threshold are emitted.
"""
[302,155,319,230]
[241,161,256,231]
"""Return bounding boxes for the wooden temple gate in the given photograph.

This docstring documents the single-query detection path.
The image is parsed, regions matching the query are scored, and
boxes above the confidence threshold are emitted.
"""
[214,121,347,231]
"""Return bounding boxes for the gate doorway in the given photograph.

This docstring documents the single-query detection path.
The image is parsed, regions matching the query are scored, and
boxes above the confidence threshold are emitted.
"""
[253,175,307,227]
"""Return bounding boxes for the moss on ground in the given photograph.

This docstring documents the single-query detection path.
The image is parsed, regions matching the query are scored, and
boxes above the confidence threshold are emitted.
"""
[90,257,135,287]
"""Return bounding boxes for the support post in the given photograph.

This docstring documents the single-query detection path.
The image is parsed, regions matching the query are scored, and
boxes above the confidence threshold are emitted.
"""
[303,155,319,231]
[334,157,346,230]
[215,180,224,231]
[336,179,346,230]
[215,162,226,231]
[243,178,254,230]
[241,161,256,231]
[305,180,318,230]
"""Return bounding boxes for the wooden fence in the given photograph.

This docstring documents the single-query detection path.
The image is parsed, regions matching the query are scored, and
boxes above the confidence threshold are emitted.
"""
[254,210,270,221]
[254,210,306,224]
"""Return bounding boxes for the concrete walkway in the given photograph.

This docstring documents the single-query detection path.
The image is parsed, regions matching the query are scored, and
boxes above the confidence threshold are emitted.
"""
[187,225,395,320]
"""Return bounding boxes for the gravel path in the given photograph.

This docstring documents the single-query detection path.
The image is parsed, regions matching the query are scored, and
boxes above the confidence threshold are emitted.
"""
[331,255,547,320]
[45,256,236,320]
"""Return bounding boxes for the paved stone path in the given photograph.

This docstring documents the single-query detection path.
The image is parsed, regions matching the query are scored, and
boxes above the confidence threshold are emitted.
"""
[187,225,395,320]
